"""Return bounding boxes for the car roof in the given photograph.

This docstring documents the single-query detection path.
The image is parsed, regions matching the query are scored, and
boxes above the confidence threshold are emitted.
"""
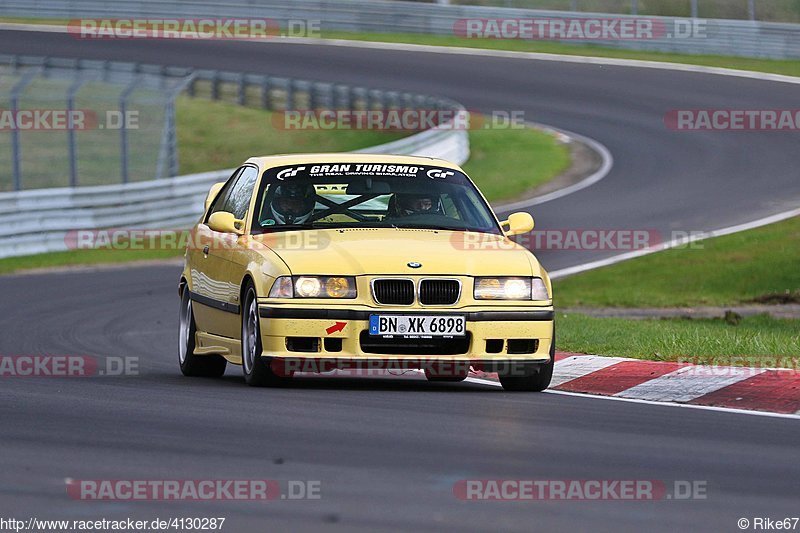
[245,153,465,172]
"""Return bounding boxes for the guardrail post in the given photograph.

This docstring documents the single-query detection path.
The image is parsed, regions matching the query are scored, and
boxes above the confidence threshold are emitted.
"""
[350,87,365,110]
[367,89,384,110]
[691,0,698,18]
[386,91,399,110]
[260,76,271,109]
[10,68,42,191]
[631,0,638,15]
[334,85,349,110]
[309,83,319,110]
[238,73,247,106]
[401,92,414,112]
[211,71,220,100]
[284,81,294,110]
[748,0,756,20]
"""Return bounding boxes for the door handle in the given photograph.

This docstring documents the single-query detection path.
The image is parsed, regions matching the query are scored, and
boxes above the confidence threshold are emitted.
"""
[203,245,210,255]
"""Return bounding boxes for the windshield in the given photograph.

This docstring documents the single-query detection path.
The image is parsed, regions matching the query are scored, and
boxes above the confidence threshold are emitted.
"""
[251,163,501,234]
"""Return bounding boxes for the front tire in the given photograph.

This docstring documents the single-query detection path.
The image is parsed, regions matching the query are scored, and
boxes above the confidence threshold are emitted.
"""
[179,288,227,377]
[241,282,292,387]
[498,329,555,392]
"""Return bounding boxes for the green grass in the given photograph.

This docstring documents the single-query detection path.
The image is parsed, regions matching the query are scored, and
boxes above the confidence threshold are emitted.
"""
[177,97,569,201]
[320,30,800,78]
[558,313,800,364]
[461,127,570,201]
[555,216,800,308]
[176,96,406,174]
[554,216,800,362]
[0,247,183,276]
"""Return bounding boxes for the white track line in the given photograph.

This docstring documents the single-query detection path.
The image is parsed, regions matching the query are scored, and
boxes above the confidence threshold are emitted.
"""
[493,122,614,213]
[279,38,800,86]
[464,376,800,420]
[549,207,800,279]
[4,23,800,86]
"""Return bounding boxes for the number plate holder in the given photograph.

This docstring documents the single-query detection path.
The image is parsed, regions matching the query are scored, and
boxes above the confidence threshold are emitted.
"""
[368,314,466,338]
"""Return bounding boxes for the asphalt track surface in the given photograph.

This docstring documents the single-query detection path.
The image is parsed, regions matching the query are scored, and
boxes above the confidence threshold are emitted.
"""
[1,30,800,531]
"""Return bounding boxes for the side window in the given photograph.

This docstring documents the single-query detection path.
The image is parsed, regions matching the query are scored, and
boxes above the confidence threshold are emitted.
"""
[205,167,244,223]
[225,166,259,220]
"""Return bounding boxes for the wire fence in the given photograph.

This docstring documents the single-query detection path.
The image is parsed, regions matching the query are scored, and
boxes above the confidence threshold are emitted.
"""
[0,54,469,257]
[0,56,192,192]
[0,55,464,192]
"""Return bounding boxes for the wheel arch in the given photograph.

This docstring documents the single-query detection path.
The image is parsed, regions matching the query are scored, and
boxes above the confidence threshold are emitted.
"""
[240,273,257,305]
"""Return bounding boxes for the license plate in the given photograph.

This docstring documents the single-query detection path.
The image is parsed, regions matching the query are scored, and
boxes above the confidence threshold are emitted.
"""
[369,314,466,338]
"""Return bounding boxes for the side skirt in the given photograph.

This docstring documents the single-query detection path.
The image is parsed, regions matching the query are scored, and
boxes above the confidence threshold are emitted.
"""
[195,331,243,364]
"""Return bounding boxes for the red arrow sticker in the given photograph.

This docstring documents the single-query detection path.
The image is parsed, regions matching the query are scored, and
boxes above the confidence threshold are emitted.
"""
[326,322,347,335]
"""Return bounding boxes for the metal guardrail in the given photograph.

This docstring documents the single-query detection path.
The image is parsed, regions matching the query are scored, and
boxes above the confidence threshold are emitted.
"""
[441,1,785,23]
[0,52,469,258]
[0,0,799,58]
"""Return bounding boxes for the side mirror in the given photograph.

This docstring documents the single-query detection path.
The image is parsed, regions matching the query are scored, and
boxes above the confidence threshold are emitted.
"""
[204,182,226,212]
[208,211,244,235]
[501,212,534,237]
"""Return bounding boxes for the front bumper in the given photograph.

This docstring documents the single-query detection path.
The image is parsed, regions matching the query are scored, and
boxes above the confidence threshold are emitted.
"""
[256,305,554,367]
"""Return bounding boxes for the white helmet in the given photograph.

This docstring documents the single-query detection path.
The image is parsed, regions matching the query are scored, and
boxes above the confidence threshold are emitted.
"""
[270,183,316,225]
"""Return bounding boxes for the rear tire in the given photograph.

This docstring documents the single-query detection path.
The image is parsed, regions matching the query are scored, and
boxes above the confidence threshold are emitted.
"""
[498,329,555,392]
[241,282,292,387]
[179,288,227,377]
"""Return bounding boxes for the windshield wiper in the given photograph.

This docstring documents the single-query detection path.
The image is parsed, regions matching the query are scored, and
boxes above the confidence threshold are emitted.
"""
[395,225,470,232]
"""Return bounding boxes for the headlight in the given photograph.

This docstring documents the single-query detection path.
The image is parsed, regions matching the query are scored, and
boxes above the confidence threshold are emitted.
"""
[474,277,550,300]
[268,276,357,299]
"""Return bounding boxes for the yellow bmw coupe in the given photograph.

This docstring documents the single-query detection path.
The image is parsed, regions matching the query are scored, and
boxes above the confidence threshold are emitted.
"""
[178,154,554,391]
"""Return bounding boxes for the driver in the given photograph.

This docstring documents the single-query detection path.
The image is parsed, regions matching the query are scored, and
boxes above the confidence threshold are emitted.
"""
[392,193,442,217]
[269,183,316,225]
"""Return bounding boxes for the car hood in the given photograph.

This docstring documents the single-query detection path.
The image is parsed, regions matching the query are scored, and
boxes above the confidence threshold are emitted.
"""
[251,228,541,277]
